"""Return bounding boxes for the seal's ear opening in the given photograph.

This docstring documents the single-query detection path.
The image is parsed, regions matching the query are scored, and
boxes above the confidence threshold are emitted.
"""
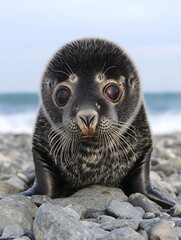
[128,75,137,89]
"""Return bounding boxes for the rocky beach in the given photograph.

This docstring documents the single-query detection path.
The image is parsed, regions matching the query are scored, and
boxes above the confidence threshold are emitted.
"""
[0,133,181,240]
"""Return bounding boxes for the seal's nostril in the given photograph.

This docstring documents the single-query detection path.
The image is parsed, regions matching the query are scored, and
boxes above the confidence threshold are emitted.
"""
[79,115,95,127]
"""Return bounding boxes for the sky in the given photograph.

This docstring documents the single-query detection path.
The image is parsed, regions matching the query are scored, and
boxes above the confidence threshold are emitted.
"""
[0,0,181,93]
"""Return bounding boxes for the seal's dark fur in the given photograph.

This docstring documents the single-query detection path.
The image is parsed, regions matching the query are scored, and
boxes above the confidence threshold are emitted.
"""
[22,38,176,208]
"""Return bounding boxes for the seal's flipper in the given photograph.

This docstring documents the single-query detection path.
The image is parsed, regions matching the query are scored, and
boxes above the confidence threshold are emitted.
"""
[123,148,176,208]
[21,147,62,198]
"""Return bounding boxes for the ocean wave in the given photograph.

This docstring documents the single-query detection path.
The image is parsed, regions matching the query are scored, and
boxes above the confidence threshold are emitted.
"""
[0,112,36,134]
[149,112,181,135]
[0,111,181,135]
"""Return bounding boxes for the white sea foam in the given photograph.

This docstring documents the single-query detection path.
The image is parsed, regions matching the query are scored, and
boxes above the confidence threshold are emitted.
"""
[149,112,181,135]
[0,111,181,135]
[0,112,35,134]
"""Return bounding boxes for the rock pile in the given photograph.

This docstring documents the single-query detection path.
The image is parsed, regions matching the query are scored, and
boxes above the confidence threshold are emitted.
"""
[0,133,181,239]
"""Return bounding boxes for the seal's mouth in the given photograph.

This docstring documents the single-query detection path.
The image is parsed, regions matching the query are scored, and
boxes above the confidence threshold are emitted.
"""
[81,134,95,140]
[81,128,96,140]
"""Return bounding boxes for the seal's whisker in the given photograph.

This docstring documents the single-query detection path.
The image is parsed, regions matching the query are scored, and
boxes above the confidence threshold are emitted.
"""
[119,133,137,158]
[114,124,136,136]
[64,61,75,77]
[58,135,70,165]
[66,134,73,163]
[49,126,68,161]
[112,130,136,160]
[50,133,65,157]
[62,136,71,167]
[49,131,61,146]
[48,124,65,140]
[112,123,137,140]
[111,128,136,155]
[102,65,116,77]
[115,121,136,130]
[108,130,129,163]
[54,141,62,164]
[54,70,70,77]
[105,133,117,165]
[113,121,136,133]
[100,61,106,77]
[53,133,66,161]
[108,133,118,155]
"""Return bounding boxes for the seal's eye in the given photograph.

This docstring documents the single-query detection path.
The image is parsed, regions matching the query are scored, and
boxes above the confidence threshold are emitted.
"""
[103,84,121,102]
[55,87,71,107]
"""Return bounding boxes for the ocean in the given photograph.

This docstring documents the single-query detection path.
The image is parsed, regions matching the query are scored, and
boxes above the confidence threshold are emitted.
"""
[0,92,181,135]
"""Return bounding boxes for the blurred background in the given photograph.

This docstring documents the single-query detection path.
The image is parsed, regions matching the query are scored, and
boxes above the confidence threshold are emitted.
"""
[0,0,181,134]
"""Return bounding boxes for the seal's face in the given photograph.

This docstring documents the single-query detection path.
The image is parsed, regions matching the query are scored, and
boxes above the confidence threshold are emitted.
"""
[41,38,141,162]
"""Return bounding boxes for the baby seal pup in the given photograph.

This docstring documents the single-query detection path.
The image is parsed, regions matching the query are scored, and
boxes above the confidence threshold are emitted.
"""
[22,38,176,208]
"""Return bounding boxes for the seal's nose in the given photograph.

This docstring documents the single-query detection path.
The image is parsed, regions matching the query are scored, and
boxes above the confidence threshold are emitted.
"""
[76,110,98,133]
[79,114,95,128]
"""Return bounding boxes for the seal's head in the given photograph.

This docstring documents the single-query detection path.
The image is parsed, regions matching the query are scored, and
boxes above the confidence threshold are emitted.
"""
[41,38,141,162]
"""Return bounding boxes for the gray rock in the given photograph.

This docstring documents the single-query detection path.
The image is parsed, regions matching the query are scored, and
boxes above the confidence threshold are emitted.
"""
[163,138,175,148]
[153,163,176,176]
[66,203,87,218]
[22,229,35,240]
[139,218,160,234]
[7,176,28,191]
[100,227,144,240]
[82,218,98,223]
[136,206,146,216]
[168,221,176,228]
[0,191,7,199]
[81,220,100,229]
[151,174,176,198]
[1,194,38,218]
[18,169,35,185]
[53,185,127,218]
[0,181,21,194]
[139,230,149,240]
[84,210,105,219]
[174,220,181,227]
[100,218,140,231]
[72,185,128,201]
[106,200,144,219]
[0,176,27,194]
[143,212,156,219]
[175,194,181,204]
[64,206,81,220]
[157,148,176,160]
[92,228,109,239]
[0,196,34,235]
[33,203,93,240]
[30,195,52,207]
[174,147,181,157]
[1,224,24,238]
[169,203,181,217]
[129,193,161,216]
[159,212,172,221]
[97,215,116,224]
[173,183,181,195]
[174,227,181,238]
[151,157,160,166]
[14,237,30,240]
[149,219,178,240]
